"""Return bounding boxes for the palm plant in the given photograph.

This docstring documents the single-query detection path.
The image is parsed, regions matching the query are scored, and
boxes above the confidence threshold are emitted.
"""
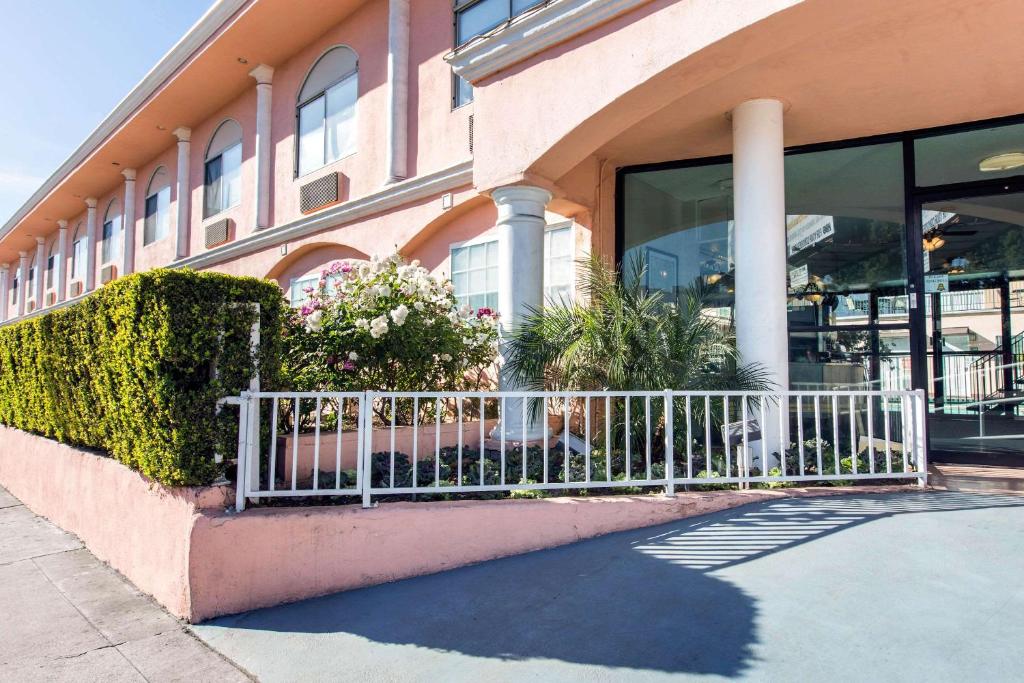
[503,255,772,469]
[503,254,771,393]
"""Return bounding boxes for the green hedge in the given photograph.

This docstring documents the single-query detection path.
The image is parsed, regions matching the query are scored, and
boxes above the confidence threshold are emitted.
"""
[0,269,286,486]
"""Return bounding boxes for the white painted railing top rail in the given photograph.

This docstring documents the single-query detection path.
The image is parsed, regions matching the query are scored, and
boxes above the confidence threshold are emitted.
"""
[226,389,928,511]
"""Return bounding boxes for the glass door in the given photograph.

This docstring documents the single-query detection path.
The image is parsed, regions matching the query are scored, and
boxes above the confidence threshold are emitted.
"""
[918,191,1024,463]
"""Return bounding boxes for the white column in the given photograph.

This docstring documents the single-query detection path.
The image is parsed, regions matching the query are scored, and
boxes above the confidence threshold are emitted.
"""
[84,198,98,292]
[732,98,788,466]
[34,237,45,308]
[56,220,68,303]
[0,264,9,322]
[17,251,28,317]
[173,127,192,259]
[121,169,137,275]
[490,185,551,441]
[249,65,274,230]
[385,0,410,184]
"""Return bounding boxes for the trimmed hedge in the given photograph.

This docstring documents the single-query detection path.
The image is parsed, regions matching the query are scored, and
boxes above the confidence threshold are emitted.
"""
[0,269,286,486]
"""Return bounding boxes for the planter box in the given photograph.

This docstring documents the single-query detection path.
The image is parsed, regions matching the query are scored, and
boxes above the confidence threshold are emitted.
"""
[278,419,501,487]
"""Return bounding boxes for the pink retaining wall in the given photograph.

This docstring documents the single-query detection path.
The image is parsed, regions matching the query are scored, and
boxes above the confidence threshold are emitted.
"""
[0,426,918,623]
[0,426,230,619]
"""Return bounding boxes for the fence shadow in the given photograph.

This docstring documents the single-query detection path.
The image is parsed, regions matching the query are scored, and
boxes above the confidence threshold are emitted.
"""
[202,491,1023,676]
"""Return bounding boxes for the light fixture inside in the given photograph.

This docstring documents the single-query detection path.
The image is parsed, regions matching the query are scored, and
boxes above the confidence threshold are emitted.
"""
[237,57,248,64]
[979,152,1024,173]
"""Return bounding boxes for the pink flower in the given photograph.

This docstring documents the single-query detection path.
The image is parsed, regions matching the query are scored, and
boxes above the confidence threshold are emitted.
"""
[342,360,356,371]
[477,307,498,319]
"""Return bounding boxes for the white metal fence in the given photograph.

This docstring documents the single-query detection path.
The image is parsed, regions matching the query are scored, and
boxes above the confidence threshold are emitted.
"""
[224,389,928,511]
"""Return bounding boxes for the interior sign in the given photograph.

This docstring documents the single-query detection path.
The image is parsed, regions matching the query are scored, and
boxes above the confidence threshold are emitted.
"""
[789,264,809,289]
[787,214,835,256]
[924,273,949,294]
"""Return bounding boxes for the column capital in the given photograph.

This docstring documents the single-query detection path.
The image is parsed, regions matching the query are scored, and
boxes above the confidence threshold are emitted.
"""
[35,236,45,246]
[0,263,9,272]
[122,168,137,182]
[490,185,552,219]
[18,251,28,259]
[249,64,274,85]
[57,219,68,229]
[85,197,98,209]
[173,127,192,142]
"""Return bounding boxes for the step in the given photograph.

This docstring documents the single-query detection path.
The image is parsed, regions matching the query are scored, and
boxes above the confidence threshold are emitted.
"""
[929,463,1024,493]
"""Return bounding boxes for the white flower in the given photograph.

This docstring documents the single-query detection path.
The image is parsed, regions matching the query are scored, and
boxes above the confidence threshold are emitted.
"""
[390,304,410,326]
[348,351,359,361]
[370,315,390,339]
[424,318,435,326]
[411,259,421,267]
[305,309,323,332]
[377,284,392,298]
[447,311,461,324]
[413,301,425,312]
[355,318,370,330]
[440,353,452,362]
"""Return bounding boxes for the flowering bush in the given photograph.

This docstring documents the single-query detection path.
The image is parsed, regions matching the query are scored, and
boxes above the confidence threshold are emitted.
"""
[284,252,499,398]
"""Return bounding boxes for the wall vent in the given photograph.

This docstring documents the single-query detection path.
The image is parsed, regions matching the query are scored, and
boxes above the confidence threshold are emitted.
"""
[205,218,232,249]
[69,281,82,297]
[45,291,56,307]
[300,172,340,213]
[468,114,474,155]
[100,265,117,285]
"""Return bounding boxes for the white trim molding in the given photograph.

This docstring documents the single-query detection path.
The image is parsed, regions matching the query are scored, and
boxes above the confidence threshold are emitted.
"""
[174,160,474,271]
[445,0,653,83]
[0,160,474,329]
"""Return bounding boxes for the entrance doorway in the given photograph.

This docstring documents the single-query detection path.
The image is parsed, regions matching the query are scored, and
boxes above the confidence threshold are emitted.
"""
[917,191,1024,464]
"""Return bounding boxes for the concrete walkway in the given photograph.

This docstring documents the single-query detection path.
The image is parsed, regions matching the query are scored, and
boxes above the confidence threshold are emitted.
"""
[0,486,251,682]
[194,491,1024,682]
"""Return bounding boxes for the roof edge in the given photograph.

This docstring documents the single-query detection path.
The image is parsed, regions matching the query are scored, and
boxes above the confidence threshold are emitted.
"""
[0,0,251,241]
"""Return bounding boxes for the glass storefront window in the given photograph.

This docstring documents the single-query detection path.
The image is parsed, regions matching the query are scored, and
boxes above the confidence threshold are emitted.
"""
[789,329,911,391]
[621,161,735,319]
[915,121,1024,187]
[785,142,908,328]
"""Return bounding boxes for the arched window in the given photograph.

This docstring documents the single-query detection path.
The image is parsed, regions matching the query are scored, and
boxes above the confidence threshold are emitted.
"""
[204,121,243,218]
[296,46,358,176]
[71,223,85,281]
[101,199,121,266]
[144,166,172,244]
[45,240,57,291]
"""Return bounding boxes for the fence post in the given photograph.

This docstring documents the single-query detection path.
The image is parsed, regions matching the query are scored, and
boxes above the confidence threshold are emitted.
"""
[663,389,675,497]
[361,392,373,508]
[234,394,250,512]
[246,391,261,502]
[914,389,928,488]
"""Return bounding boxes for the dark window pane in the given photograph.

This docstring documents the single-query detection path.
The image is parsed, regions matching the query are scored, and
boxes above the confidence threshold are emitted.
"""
[512,0,545,13]
[915,121,1024,187]
[785,143,908,328]
[457,0,508,44]
[621,161,736,319]
[204,155,223,218]
[454,73,473,107]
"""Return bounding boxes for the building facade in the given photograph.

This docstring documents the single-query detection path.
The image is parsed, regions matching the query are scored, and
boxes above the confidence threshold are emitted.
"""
[2,0,1024,459]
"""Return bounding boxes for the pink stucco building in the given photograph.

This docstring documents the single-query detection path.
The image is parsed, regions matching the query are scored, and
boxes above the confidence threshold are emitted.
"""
[3,0,1024,460]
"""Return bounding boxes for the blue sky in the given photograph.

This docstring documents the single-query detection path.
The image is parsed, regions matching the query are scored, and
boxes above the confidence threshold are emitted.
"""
[0,0,214,223]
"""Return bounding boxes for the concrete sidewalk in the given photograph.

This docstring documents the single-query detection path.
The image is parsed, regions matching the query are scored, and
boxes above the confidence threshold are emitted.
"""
[0,486,251,682]
[195,491,1024,682]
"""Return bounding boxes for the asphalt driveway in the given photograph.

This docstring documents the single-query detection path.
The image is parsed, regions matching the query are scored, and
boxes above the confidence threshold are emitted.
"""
[193,491,1024,682]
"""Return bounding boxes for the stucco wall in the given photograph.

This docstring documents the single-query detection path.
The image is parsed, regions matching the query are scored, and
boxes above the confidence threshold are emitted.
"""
[0,426,917,623]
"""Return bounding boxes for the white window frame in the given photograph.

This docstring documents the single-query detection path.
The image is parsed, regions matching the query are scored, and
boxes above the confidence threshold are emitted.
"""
[289,275,320,308]
[70,226,86,283]
[101,201,121,267]
[296,47,359,178]
[449,234,500,312]
[543,221,575,304]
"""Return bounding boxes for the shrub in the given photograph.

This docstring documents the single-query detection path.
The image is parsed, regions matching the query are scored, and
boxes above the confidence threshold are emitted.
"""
[0,269,286,486]
[283,252,498,410]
